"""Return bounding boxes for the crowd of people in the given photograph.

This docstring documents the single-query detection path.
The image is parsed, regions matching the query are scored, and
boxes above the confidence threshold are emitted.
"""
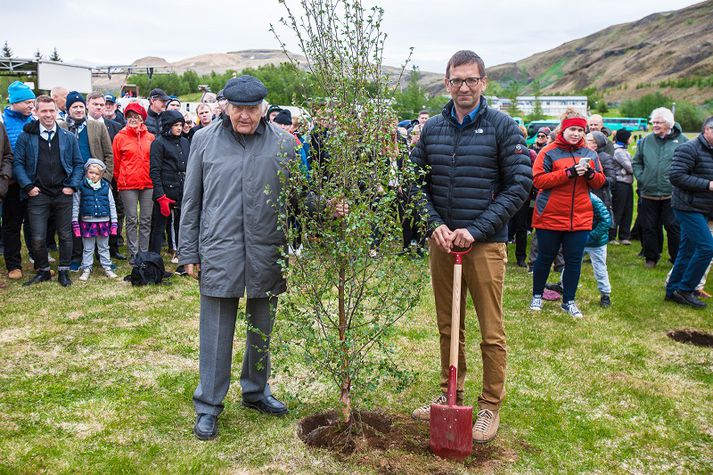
[1,54,712,443]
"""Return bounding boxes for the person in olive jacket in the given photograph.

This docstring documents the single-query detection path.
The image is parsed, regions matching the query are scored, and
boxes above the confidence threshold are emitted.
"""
[632,107,688,267]
[665,116,713,308]
[148,110,190,257]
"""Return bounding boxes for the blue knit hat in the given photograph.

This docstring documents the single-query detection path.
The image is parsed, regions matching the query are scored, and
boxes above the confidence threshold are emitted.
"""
[65,91,86,110]
[8,81,35,104]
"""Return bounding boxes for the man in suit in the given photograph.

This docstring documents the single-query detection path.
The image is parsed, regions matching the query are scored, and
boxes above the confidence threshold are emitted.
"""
[13,95,83,286]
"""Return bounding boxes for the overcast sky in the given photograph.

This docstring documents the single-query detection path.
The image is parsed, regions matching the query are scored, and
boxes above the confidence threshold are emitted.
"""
[1,0,702,73]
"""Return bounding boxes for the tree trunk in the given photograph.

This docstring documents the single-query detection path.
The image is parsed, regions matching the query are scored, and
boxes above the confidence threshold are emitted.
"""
[338,262,351,424]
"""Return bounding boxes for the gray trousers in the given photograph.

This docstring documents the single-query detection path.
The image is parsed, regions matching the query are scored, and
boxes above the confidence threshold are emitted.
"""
[81,235,112,270]
[119,189,153,260]
[193,294,278,416]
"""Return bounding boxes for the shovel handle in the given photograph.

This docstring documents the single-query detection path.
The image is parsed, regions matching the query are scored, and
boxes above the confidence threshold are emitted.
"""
[447,246,471,405]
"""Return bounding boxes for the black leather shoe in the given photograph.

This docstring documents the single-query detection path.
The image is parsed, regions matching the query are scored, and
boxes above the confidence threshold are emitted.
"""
[23,270,52,287]
[58,270,72,287]
[242,395,288,416]
[516,260,527,268]
[194,413,218,440]
[110,251,127,260]
[671,290,706,309]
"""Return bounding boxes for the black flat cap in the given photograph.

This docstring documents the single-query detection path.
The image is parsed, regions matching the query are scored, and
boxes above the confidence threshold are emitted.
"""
[223,75,268,106]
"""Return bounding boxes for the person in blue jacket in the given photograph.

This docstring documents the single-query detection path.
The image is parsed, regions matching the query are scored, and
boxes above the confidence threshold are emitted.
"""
[583,192,612,308]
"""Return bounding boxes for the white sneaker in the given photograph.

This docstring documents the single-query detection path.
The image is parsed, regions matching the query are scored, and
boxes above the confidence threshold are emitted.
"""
[104,269,118,279]
[171,255,179,264]
[530,296,543,311]
[79,269,91,282]
[411,394,447,420]
[561,300,583,318]
[48,254,56,263]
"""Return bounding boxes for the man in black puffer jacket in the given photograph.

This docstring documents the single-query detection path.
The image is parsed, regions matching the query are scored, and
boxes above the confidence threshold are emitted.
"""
[409,50,532,444]
[665,116,713,308]
[148,109,190,258]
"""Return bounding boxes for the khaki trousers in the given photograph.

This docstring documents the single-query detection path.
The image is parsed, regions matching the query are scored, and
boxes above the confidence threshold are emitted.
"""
[429,241,507,411]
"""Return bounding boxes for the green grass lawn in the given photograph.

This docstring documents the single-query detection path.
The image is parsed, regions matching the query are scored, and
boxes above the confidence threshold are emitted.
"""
[1,239,712,474]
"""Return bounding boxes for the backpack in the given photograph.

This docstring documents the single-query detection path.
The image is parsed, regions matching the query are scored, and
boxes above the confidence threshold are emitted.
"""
[125,251,171,285]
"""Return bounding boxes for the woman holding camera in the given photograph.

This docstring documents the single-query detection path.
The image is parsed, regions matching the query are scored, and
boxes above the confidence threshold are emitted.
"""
[529,108,606,318]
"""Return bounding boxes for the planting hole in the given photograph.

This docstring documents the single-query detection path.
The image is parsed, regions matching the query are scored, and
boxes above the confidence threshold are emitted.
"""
[667,329,713,348]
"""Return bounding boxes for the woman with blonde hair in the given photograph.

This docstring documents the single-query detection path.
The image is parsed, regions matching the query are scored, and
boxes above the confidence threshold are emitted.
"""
[529,108,606,318]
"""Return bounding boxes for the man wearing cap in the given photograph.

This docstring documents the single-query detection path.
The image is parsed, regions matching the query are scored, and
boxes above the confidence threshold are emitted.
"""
[145,88,169,135]
[179,75,299,440]
[13,95,84,287]
[103,95,125,127]
[2,81,36,280]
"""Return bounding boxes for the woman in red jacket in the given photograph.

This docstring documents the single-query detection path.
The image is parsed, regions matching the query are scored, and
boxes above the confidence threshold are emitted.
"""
[112,102,155,264]
[529,109,606,318]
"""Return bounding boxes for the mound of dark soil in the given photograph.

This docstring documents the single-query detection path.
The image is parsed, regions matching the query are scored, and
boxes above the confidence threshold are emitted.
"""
[298,410,515,474]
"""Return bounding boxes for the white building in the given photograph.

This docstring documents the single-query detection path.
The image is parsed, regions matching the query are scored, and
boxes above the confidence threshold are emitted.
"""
[516,96,588,117]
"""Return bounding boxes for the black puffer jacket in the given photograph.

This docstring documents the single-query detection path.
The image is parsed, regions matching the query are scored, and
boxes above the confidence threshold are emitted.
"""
[410,98,533,242]
[149,110,190,203]
[144,108,161,136]
[670,134,713,216]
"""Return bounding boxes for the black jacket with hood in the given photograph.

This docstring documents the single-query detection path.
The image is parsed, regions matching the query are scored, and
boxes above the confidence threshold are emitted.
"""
[149,110,190,203]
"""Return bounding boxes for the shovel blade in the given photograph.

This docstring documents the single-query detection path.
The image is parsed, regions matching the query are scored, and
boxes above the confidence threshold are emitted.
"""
[429,403,473,460]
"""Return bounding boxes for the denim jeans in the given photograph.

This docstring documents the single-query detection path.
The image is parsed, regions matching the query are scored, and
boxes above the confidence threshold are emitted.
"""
[583,245,611,294]
[666,209,713,294]
[81,235,112,270]
[533,229,589,303]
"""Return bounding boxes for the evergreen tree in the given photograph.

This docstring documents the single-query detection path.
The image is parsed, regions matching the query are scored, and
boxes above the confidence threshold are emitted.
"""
[49,47,61,62]
[2,41,12,58]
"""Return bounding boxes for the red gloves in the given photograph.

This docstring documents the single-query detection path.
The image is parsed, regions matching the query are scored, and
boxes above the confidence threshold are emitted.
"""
[156,194,176,217]
[72,221,81,238]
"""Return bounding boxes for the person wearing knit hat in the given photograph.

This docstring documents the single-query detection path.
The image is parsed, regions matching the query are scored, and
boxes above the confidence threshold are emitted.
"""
[530,108,607,318]
[72,157,119,282]
[266,104,282,122]
[148,109,190,264]
[61,90,116,270]
[2,81,37,280]
[166,97,181,111]
[611,128,634,245]
[112,101,155,264]
[531,127,550,153]
[272,109,292,127]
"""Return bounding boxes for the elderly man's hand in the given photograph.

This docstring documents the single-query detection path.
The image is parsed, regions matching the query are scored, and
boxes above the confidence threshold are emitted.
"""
[185,263,201,280]
[432,224,454,253]
[451,228,474,249]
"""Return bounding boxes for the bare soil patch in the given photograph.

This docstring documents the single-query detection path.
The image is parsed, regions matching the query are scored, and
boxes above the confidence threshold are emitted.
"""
[298,410,514,474]
[667,329,713,348]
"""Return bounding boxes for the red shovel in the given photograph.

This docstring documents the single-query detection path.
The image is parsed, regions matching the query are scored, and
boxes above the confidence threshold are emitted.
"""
[430,246,473,460]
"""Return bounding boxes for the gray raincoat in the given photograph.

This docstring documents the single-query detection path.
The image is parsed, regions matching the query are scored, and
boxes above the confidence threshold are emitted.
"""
[178,118,296,298]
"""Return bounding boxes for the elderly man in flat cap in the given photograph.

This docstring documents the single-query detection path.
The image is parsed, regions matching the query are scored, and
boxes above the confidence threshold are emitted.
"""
[180,75,299,440]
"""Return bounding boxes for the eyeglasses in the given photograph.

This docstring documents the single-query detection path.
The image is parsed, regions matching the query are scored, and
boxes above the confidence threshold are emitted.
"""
[537,134,547,138]
[447,77,483,88]
[126,116,143,122]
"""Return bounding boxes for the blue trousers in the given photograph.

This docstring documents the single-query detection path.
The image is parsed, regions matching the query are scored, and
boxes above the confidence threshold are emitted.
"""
[666,210,713,294]
[533,229,589,303]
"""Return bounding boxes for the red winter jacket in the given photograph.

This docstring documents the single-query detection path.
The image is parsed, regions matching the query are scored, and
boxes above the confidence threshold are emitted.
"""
[112,124,155,191]
[531,136,606,231]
